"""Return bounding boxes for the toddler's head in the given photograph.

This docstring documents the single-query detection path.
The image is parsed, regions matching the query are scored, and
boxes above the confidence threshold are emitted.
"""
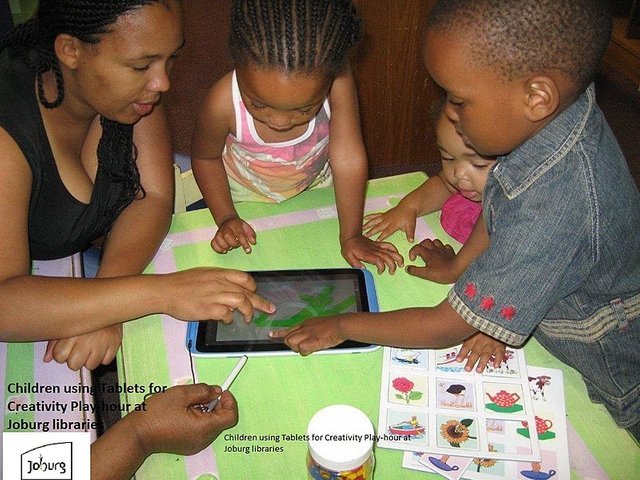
[229,0,362,133]
[433,104,495,202]
[423,0,611,157]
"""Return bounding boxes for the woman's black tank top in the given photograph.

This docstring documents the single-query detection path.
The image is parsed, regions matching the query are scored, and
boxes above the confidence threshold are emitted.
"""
[0,48,130,260]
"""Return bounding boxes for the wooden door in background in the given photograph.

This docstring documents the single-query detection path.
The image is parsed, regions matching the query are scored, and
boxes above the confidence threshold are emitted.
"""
[352,0,442,178]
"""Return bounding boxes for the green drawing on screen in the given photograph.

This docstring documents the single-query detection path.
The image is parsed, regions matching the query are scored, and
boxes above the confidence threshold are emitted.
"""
[253,285,356,328]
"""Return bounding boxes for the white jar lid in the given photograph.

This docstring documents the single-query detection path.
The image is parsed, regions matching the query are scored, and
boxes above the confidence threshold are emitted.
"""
[307,404,374,471]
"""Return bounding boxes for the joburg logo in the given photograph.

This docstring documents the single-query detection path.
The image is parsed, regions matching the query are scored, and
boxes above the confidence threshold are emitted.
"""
[20,442,72,479]
[2,432,89,480]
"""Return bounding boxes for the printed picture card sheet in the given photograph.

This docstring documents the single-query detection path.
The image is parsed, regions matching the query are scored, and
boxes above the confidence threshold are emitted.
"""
[377,345,541,462]
[401,366,569,480]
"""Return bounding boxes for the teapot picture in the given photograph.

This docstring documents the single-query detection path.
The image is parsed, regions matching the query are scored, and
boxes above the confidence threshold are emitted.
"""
[517,415,556,440]
[486,389,521,408]
[522,416,553,434]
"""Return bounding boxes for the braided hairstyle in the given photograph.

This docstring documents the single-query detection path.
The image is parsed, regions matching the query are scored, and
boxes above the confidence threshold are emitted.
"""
[0,1,176,233]
[230,0,362,79]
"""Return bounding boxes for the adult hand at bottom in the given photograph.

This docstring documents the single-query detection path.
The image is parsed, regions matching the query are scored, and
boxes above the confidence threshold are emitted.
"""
[131,383,238,457]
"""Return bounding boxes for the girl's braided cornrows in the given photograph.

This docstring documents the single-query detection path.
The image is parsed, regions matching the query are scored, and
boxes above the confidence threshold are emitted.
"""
[0,0,179,234]
[230,0,362,79]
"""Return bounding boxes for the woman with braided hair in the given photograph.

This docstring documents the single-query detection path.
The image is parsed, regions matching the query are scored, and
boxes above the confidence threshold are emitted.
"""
[192,0,403,274]
[0,0,274,366]
[0,2,274,469]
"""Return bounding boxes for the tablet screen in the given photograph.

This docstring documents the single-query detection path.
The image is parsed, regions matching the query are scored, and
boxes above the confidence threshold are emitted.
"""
[193,269,376,354]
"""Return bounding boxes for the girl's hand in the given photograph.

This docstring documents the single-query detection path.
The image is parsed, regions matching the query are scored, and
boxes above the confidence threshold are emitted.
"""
[44,324,122,371]
[162,268,275,324]
[211,217,256,254]
[363,206,417,242]
[456,332,507,373]
[406,238,460,284]
[130,384,238,456]
[341,235,404,274]
[269,316,344,356]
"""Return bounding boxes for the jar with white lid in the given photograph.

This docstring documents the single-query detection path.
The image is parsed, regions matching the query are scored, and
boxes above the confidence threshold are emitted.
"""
[306,404,375,480]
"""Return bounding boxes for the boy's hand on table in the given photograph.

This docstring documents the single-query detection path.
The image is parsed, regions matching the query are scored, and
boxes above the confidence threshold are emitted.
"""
[162,268,275,324]
[457,331,506,373]
[44,324,122,371]
[211,217,256,254]
[363,206,417,243]
[341,235,404,274]
[269,316,344,356]
[130,384,238,457]
[406,238,460,284]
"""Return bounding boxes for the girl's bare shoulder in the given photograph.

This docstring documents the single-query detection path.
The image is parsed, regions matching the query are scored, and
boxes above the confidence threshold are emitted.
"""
[196,71,235,131]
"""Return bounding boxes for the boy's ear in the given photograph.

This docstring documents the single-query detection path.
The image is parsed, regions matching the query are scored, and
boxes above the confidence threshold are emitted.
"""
[54,34,82,70]
[523,76,559,122]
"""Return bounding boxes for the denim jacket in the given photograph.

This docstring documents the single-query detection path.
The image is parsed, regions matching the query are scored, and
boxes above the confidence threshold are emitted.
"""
[448,84,640,427]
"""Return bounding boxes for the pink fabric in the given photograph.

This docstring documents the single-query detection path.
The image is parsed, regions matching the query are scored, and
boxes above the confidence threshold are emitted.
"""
[440,192,482,243]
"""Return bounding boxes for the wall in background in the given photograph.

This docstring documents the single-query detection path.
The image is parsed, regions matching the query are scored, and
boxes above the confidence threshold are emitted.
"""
[352,0,441,177]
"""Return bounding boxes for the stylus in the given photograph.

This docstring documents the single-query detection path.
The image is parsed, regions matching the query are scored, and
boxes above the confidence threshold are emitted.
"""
[206,355,248,412]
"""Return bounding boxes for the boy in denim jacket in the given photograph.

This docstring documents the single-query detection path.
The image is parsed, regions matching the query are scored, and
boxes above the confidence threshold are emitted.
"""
[273,0,640,439]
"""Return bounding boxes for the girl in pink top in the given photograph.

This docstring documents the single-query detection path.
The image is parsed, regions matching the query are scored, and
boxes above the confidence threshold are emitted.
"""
[192,0,402,274]
[364,106,496,284]
[220,70,333,204]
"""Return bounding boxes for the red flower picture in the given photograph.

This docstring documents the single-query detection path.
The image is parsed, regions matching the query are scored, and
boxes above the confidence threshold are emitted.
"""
[392,376,423,404]
[392,377,414,393]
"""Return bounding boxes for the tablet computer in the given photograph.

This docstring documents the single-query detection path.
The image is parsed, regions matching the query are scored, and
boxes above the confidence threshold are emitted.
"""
[186,268,379,356]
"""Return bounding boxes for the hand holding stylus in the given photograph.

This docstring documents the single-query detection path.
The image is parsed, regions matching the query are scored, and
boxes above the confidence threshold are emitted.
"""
[206,355,248,412]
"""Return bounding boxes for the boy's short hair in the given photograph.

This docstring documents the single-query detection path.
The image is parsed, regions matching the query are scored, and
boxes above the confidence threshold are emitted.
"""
[426,0,612,96]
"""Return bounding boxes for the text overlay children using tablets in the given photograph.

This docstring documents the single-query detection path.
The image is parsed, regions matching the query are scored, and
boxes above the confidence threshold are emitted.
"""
[192,0,403,274]
[273,0,640,440]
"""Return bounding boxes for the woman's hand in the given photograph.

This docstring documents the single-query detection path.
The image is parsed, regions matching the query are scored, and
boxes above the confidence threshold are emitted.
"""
[363,205,418,243]
[162,268,275,324]
[211,217,256,254]
[44,324,122,371]
[130,383,238,457]
[269,316,344,356]
[341,235,404,274]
